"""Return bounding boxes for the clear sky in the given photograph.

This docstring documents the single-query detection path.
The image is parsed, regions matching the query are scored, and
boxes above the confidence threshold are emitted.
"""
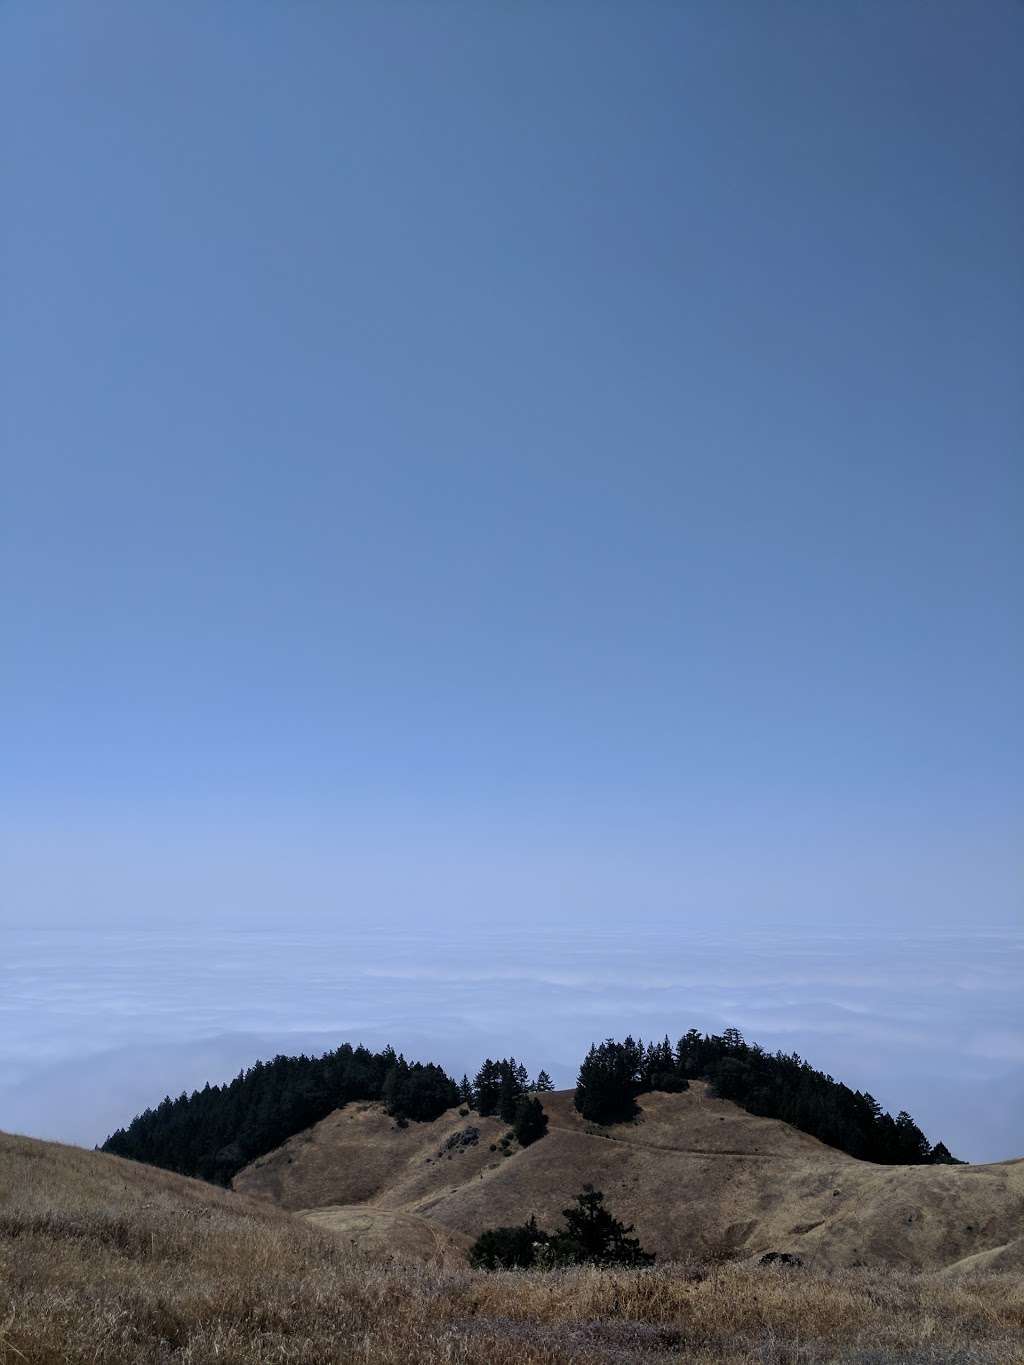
[3,2,1021,932]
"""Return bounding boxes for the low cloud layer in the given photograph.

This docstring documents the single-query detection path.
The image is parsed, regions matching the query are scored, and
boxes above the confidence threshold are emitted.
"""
[2,925,1021,1163]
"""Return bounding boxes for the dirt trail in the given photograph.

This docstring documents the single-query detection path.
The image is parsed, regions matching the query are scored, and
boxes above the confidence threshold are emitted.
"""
[546,1118,809,1161]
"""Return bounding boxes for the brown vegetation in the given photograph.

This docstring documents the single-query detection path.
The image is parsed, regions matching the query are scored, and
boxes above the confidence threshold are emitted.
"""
[3,1126,1023,1364]
[235,1086,1024,1273]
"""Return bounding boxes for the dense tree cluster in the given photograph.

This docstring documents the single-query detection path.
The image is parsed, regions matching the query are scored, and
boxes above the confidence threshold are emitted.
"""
[575,1036,689,1123]
[468,1186,654,1270]
[471,1057,532,1121]
[381,1057,461,1124]
[574,1029,959,1165]
[102,1044,458,1184]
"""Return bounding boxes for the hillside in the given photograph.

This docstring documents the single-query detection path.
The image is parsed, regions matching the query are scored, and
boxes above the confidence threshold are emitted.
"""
[3,1128,1024,1364]
[100,1030,956,1186]
[235,1085,1024,1272]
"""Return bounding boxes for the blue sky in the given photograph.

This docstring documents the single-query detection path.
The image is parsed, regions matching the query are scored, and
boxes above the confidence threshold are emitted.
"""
[3,2,1021,933]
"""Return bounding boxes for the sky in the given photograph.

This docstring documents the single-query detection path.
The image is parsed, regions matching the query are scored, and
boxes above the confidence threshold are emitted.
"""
[1,5,1021,1153]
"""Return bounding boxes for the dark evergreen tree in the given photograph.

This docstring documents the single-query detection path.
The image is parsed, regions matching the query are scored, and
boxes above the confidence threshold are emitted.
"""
[928,1141,963,1165]
[473,1059,502,1117]
[548,1186,654,1267]
[382,1058,459,1122]
[533,1069,555,1092]
[468,1190,652,1271]
[458,1074,473,1106]
[498,1059,524,1123]
[468,1216,547,1270]
[574,1039,641,1123]
[512,1096,548,1147]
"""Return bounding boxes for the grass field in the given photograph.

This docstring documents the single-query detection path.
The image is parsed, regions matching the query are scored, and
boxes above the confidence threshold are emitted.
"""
[2,1129,1023,1364]
[235,1088,1024,1274]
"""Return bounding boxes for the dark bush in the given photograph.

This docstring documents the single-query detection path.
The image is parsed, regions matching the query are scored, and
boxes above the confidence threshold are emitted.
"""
[468,1217,547,1270]
[469,1187,653,1271]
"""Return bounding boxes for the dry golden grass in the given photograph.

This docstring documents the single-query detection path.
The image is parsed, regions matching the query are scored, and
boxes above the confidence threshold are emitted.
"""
[3,1128,1024,1364]
[236,1088,1024,1273]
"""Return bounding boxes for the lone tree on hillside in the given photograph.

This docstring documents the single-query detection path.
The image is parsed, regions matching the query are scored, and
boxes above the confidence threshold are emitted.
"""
[548,1185,655,1267]
[467,1186,654,1271]
[533,1069,555,1092]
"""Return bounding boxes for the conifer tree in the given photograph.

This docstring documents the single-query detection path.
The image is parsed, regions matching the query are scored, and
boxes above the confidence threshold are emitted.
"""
[473,1059,502,1117]
[574,1040,640,1123]
[498,1060,523,1123]
[549,1185,654,1267]
[512,1096,548,1146]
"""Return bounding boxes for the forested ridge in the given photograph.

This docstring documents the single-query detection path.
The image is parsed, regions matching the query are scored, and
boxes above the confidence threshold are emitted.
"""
[576,1030,960,1165]
[101,1044,459,1184]
[101,1028,959,1184]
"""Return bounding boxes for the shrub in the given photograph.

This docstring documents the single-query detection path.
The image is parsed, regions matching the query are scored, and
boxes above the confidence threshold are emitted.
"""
[467,1217,547,1270]
[469,1186,653,1271]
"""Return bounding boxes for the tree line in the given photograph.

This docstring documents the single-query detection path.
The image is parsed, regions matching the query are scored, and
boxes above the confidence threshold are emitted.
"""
[101,1043,460,1184]
[575,1029,960,1164]
[101,1027,959,1185]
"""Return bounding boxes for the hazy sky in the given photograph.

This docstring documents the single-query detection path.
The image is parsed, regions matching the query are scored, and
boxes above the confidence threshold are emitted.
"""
[3,2,1022,935]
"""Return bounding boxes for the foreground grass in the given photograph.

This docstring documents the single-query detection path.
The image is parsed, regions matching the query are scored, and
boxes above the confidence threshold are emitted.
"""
[1,1132,1022,1364]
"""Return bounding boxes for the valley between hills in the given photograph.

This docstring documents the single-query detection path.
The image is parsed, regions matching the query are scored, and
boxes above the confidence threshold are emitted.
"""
[234,1084,1024,1274]
[4,1040,1023,1362]
[2,1090,1024,1364]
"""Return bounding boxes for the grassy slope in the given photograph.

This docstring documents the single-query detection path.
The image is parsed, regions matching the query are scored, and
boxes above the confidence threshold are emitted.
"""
[235,1086,1024,1272]
[2,1128,1024,1365]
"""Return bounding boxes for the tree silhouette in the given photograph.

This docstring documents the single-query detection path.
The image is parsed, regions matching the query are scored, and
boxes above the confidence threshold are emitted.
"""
[513,1096,548,1147]
[549,1185,655,1266]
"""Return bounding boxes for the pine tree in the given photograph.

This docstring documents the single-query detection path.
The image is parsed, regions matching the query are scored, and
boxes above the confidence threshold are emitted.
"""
[549,1185,654,1267]
[513,1096,548,1147]
[498,1060,523,1123]
[533,1069,555,1092]
[574,1040,640,1124]
[473,1059,501,1117]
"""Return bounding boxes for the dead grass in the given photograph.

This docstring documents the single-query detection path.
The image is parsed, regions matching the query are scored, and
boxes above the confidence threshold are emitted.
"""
[2,1130,1023,1364]
[235,1089,1024,1274]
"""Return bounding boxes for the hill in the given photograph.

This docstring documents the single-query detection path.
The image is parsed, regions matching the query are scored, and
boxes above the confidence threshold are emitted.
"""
[235,1085,1024,1273]
[100,1030,957,1185]
[3,1128,1023,1364]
